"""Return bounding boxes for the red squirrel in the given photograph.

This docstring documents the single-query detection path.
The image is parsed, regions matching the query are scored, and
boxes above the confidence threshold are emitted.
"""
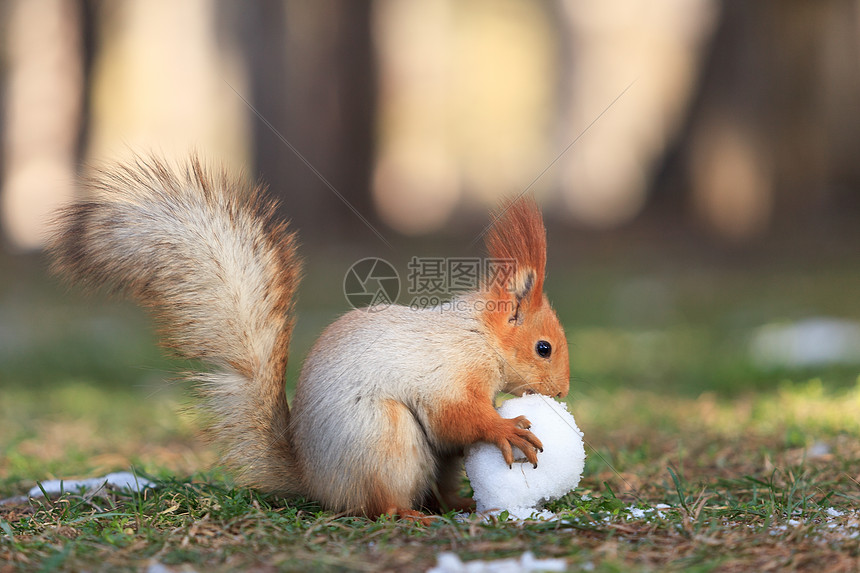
[49,155,570,520]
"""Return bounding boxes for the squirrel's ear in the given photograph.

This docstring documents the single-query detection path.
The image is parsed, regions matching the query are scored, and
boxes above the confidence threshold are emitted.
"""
[506,267,537,325]
[484,196,546,321]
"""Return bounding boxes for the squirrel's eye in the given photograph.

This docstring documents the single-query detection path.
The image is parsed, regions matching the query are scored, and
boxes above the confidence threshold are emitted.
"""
[535,340,552,358]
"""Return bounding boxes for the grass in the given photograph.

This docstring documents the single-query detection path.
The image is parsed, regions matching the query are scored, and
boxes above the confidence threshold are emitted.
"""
[1,249,859,571]
[2,381,858,571]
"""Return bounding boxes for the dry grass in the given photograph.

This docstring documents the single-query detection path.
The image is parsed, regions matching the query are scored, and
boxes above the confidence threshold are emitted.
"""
[1,379,858,572]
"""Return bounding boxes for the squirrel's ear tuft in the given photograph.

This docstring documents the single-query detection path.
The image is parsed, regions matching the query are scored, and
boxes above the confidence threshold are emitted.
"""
[484,196,547,309]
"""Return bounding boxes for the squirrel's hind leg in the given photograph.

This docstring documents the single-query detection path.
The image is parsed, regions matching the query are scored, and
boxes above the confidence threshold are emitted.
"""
[367,505,435,525]
[359,400,436,520]
[423,452,476,514]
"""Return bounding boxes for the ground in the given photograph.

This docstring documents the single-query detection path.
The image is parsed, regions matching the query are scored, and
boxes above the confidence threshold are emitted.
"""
[1,247,858,571]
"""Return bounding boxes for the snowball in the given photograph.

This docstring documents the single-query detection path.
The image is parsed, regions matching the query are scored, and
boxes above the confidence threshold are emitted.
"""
[464,394,585,518]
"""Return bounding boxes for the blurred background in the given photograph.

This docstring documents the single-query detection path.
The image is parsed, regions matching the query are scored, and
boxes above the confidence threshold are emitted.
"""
[1,0,859,482]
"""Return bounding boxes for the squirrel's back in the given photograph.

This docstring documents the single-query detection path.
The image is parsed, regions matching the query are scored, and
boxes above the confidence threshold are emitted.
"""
[49,156,304,494]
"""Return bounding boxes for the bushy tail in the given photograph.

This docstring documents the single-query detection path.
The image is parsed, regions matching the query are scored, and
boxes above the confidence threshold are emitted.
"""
[49,155,304,494]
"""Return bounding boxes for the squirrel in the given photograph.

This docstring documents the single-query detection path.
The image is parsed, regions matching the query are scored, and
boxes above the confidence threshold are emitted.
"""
[48,155,570,520]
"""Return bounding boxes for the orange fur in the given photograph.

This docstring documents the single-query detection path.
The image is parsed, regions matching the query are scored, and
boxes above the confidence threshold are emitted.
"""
[484,197,546,306]
[477,197,569,399]
[429,372,544,467]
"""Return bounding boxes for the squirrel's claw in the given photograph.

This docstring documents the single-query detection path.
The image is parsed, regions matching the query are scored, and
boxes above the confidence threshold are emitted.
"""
[512,415,532,430]
[492,415,542,468]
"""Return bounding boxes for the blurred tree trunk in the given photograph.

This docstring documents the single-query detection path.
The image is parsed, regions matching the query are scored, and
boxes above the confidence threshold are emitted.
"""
[1,0,86,251]
[655,0,860,241]
[232,0,379,245]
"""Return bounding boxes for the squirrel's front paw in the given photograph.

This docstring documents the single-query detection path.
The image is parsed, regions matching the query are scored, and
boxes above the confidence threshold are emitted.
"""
[492,415,543,468]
